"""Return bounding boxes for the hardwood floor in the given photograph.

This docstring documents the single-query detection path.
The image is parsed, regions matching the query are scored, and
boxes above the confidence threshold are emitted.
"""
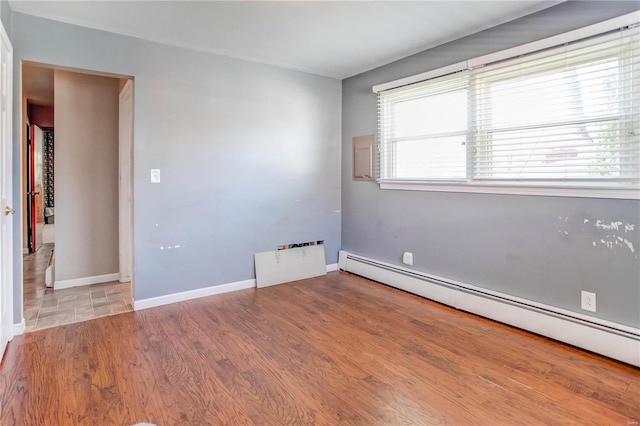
[1,271,638,425]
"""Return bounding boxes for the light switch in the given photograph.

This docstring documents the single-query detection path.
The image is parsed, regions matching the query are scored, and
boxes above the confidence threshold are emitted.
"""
[150,169,161,183]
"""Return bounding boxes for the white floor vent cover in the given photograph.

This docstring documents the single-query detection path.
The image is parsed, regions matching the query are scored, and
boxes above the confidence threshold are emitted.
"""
[255,245,326,288]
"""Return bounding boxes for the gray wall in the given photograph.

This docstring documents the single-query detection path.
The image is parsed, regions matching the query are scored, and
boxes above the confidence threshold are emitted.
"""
[54,70,119,282]
[0,0,11,38]
[11,12,342,322]
[342,1,640,328]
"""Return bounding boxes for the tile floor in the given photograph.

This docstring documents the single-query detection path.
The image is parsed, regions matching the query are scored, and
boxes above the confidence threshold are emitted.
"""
[24,243,133,332]
[42,223,55,244]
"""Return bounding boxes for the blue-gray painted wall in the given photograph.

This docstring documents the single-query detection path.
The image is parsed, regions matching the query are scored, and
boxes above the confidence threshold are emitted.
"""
[10,12,342,322]
[0,0,11,38]
[341,1,640,328]
[7,2,640,329]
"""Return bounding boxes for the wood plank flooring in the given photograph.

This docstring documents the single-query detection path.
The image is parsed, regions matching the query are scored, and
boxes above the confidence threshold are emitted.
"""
[1,271,638,425]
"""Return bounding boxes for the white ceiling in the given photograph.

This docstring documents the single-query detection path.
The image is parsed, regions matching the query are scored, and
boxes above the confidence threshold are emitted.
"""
[9,1,562,79]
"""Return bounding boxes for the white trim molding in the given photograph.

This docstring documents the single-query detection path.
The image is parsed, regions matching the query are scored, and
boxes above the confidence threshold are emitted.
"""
[379,181,640,200]
[467,11,640,69]
[54,273,120,290]
[373,11,640,93]
[326,263,339,272]
[373,61,466,93]
[339,250,640,367]
[12,319,25,337]
[134,279,256,311]
[118,79,134,284]
[134,265,338,311]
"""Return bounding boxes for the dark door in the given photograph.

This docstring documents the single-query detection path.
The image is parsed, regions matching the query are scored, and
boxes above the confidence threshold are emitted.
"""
[26,124,43,253]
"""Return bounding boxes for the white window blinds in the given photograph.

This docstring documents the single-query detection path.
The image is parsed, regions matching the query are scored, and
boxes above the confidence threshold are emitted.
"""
[471,28,639,183]
[376,20,640,195]
[378,72,469,180]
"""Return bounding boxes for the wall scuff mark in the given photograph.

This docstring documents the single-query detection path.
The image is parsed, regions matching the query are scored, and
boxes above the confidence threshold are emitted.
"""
[595,220,624,231]
[591,218,638,258]
[558,216,639,259]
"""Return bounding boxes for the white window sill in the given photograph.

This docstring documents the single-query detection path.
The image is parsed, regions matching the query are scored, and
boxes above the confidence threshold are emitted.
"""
[378,180,640,200]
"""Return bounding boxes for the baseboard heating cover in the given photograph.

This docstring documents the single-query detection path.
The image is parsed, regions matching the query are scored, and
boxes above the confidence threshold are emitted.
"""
[338,250,640,367]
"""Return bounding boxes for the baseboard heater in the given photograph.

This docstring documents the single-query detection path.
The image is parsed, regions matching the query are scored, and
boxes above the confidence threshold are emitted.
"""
[338,250,640,367]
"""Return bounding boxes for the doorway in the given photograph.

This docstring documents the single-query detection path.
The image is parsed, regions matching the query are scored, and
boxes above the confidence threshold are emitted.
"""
[21,63,134,332]
[25,112,49,255]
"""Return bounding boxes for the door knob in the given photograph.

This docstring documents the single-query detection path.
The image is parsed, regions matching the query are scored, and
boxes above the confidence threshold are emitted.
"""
[5,206,15,215]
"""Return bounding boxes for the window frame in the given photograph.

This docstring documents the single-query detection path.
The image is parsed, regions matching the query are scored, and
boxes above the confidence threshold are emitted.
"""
[373,13,640,200]
[378,72,470,181]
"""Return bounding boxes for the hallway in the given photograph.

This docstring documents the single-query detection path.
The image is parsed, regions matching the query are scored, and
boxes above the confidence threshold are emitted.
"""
[23,244,132,332]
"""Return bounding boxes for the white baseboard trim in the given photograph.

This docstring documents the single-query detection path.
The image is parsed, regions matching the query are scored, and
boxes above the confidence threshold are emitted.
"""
[326,263,339,272]
[135,266,337,312]
[12,318,25,336]
[55,273,120,290]
[340,250,640,367]
[134,279,256,311]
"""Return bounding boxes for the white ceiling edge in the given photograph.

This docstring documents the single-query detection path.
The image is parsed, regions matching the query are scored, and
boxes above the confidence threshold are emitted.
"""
[9,6,336,78]
[8,1,564,80]
[354,0,564,79]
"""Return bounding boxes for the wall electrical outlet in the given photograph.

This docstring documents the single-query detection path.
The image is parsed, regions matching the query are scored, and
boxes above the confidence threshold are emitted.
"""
[581,291,596,312]
[402,252,414,266]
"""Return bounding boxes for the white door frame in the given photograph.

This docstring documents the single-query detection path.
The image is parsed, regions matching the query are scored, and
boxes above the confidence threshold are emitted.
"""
[13,65,134,336]
[118,79,133,292]
[0,21,14,355]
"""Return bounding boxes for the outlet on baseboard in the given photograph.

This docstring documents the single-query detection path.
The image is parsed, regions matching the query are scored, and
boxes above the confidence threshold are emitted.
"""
[581,291,596,312]
[402,252,414,266]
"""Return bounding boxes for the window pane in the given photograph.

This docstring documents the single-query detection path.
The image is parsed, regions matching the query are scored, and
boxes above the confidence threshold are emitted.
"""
[475,121,627,179]
[475,53,636,182]
[385,89,468,180]
[394,136,467,179]
[489,60,619,129]
[393,90,467,137]
[377,24,639,192]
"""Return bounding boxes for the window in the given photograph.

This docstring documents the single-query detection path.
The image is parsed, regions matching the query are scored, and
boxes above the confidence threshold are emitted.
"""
[376,18,639,198]
[379,73,468,180]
